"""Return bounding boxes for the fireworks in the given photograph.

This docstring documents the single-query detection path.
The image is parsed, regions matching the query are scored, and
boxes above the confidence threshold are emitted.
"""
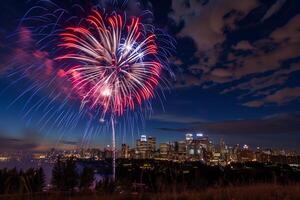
[3,1,174,181]
[4,1,173,140]
[56,10,163,117]
[53,8,173,181]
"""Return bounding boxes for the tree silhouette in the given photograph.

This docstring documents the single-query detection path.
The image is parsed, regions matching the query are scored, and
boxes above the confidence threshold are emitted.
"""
[51,158,65,190]
[0,168,45,194]
[95,178,116,194]
[51,157,79,191]
[79,166,95,191]
[0,168,8,194]
[28,167,45,192]
[0,168,46,194]
[64,158,79,191]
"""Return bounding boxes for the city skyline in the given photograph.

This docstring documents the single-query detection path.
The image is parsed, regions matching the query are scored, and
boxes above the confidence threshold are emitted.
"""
[1,132,299,172]
[0,132,298,155]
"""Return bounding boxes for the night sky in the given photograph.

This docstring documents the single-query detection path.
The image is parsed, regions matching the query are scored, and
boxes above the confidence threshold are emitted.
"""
[0,0,300,152]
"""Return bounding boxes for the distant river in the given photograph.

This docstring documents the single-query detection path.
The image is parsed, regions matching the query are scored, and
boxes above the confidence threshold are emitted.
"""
[0,159,54,186]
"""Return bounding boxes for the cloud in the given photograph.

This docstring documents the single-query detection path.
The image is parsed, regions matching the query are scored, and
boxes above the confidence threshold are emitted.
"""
[233,40,254,51]
[157,113,300,135]
[171,0,258,51]
[0,128,82,152]
[60,140,78,146]
[210,68,232,78]
[221,64,299,97]
[171,0,300,107]
[244,87,300,107]
[170,1,258,88]
[242,100,264,108]
[0,137,38,151]
[150,113,207,123]
[0,129,41,152]
[214,13,300,84]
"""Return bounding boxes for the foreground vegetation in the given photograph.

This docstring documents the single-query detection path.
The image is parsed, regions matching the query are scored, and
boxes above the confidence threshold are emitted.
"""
[0,184,300,200]
[1,158,300,199]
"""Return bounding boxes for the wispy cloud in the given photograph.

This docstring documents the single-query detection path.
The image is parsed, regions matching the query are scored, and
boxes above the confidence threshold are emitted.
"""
[60,140,78,146]
[157,113,300,135]
[0,129,81,152]
[0,129,41,152]
[243,87,300,107]
[150,113,207,123]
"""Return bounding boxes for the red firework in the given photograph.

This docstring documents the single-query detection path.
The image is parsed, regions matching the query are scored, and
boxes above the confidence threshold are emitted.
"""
[56,10,162,116]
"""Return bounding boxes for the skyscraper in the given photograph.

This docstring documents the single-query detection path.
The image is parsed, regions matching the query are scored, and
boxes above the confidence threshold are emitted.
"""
[121,144,130,159]
[185,133,193,142]
[136,135,156,159]
[159,143,170,159]
[148,136,156,158]
[148,136,156,151]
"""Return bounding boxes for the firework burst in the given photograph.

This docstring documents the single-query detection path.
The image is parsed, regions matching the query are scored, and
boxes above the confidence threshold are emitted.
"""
[56,10,163,117]
[2,1,174,181]
[53,8,173,181]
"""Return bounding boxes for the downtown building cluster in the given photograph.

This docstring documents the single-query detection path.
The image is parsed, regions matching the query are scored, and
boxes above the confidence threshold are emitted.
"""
[118,133,300,166]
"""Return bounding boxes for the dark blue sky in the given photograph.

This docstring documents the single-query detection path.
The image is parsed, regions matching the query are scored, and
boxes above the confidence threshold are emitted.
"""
[0,0,300,151]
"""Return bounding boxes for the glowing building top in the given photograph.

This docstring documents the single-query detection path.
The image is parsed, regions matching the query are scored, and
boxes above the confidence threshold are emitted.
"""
[185,133,193,141]
[141,135,147,142]
[196,133,204,138]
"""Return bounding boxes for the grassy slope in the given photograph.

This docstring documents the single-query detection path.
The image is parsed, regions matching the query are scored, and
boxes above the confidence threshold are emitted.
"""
[1,184,300,200]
